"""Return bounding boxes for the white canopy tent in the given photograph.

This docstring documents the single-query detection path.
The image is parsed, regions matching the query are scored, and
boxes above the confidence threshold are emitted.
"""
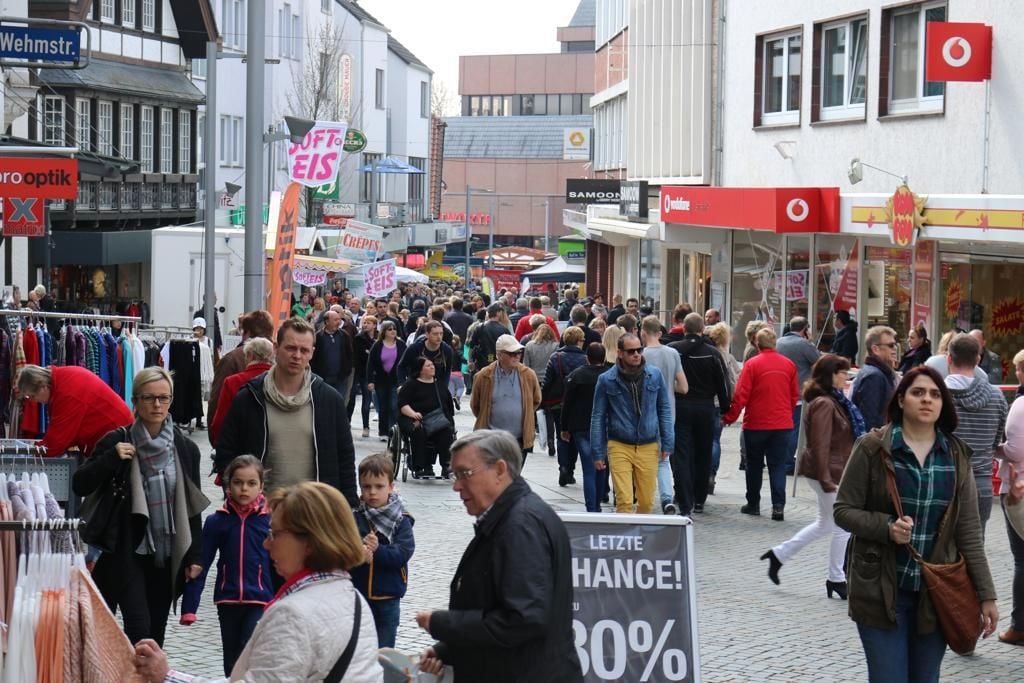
[520,256,585,283]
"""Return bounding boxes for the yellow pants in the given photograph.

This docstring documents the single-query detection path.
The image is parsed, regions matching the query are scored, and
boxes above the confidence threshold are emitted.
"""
[607,440,659,514]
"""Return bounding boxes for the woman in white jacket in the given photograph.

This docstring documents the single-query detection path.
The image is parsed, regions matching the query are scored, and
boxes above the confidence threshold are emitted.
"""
[133,482,383,682]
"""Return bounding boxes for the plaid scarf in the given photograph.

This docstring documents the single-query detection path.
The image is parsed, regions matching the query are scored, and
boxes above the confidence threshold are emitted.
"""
[359,493,406,543]
[133,416,177,566]
[265,569,349,611]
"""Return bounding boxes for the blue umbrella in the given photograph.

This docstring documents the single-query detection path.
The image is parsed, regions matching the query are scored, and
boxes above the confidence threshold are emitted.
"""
[357,156,424,174]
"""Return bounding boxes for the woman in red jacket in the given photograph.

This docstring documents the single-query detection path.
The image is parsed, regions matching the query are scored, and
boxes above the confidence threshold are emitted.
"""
[17,364,133,456]
[722,327,800,521]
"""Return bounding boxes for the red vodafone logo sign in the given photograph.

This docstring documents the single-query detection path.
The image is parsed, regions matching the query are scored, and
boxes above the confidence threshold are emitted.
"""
[658,186,836,233]
[942,36,972,67]
[785,198,809,222]
[925,22,992,82]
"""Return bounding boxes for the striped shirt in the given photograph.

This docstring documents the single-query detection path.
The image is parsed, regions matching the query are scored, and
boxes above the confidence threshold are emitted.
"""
[891,426,956,591]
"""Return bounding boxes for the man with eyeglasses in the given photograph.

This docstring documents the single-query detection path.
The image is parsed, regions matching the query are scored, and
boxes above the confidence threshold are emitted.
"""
[851,325,900,432]
[215,318,357,506]
[16,363,133,457]
[590,334,674,514]
[470,335,542,466]
[414,430,583,682]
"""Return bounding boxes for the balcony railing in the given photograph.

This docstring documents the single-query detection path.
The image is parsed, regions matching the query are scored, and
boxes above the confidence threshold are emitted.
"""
[63,181,199,214]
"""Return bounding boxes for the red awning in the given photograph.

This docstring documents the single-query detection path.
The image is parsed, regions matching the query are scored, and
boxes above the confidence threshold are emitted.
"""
[659,186,840,233]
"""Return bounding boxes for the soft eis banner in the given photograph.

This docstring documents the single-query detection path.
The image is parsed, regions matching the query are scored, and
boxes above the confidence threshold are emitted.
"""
[286,121,349,188]
[364,259,396,298]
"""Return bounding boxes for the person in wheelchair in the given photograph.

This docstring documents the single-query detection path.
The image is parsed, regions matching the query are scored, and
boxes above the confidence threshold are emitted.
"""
[398,357,456,478]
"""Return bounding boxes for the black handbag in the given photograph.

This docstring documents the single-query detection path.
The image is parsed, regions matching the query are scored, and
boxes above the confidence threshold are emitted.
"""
[80,428,133,554]
[421,382,452,436]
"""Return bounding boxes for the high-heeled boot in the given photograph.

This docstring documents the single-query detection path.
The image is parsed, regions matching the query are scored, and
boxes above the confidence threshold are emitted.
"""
[759,550,782,585]
[826,580,848,600]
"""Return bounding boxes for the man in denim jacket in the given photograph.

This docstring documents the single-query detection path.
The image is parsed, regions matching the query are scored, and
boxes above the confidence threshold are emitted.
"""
[591,334,674,513]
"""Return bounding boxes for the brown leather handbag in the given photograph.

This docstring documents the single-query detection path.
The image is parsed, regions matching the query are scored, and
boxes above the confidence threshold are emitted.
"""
[884,464,982,655]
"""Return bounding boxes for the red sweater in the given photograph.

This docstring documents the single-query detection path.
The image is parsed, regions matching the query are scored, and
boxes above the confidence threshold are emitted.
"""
[40,366,133,456]
[514,312,559,342]
[210,363,272,446]
[722,348,799,430]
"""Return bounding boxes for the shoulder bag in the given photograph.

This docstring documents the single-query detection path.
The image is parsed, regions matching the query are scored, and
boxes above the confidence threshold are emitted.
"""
[884,461,983,655]
[421,382,452,436]
[324,592,362,683]
[80,427,133,554]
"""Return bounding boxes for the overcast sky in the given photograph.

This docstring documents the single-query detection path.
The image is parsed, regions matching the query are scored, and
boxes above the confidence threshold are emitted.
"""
[358,0,584,114]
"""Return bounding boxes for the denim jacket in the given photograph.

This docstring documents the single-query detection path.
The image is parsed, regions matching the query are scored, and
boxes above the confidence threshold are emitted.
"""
[590,363,673,463]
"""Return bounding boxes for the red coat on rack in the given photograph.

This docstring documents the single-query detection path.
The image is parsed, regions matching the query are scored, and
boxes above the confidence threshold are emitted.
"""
[38,366,133,456]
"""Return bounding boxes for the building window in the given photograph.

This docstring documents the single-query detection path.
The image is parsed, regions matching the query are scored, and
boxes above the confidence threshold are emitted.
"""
[42,96,64,146]
[521,94,535,115]
[122,0,136,26]
[322,0,331,12]
[192,58,207,79]
[197,112,205,165]
[881,2,945,115]
[291,13,301,58]
[757,31,801,125]
[468,96,479,116]
[160,108,174,173]
[420,81,429,118]
[98,100,114,155]
[76,98,91,152]
[361,152,381,202]
[219,115,243,166]
[120,104,134,160]
[100,0,115,22]
[179,111,191,174]
[142,0,155,30]
[141,106,154,172]
[375,69,385,109]
[279,4,300,58]
[222,0,245,49]
[815,16,867,121]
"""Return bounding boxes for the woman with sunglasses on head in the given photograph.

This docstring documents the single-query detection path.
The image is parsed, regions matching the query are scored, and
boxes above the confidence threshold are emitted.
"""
[835,365,999,682]
[72,366,209,647]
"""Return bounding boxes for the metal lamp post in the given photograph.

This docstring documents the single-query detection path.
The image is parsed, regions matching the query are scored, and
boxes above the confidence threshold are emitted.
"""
[463,185,492,284]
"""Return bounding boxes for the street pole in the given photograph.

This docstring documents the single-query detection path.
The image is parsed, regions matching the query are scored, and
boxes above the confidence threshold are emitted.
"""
[544,199,550,254]
[488,196,494,269]
[243,1,266,311]
[463,185,471,285]
[43,200,50,292]
[203,40,217,325]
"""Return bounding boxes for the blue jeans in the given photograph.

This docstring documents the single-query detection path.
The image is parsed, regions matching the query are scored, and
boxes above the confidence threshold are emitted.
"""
[575,431,608,512]
[857,589,946,683]
[347,378,376,429]
[785,404,802,474]
[369,598,401,648]
[711,408,722,477]
[743,429,790,509]
[657,459,673,507]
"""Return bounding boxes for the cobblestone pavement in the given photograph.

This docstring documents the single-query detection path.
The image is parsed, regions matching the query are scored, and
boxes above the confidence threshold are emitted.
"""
[161,401,1021,682]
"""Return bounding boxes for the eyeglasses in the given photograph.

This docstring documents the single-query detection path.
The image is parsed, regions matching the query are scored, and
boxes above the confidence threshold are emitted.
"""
[622,347,643,355]
[267,527,305,541]
[138,394,173,405]
[451,465,492,481]
[876,342,898,350]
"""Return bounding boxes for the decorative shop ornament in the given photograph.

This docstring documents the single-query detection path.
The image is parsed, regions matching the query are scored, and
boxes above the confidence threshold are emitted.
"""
[886,185,927,248]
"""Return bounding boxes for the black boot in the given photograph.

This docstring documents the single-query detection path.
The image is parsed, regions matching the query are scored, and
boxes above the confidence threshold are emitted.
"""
[760,550,782,585]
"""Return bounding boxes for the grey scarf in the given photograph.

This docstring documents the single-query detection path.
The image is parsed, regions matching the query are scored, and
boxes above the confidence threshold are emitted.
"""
[263,365,313,411]
[617,359,646,416]
[133,416,177,566]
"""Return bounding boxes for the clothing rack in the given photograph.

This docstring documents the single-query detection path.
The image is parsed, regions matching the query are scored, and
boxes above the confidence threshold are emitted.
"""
[0,443,46,456]
[0,518,81,532]
[0,454,79,515]
[0,309,141,323]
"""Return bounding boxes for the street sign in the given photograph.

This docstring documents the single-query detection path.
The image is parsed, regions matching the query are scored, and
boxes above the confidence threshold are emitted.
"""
[2,197,45,237]
[0,26,80,62]
[218,191,237,208]
[0,158,77,199]
[559,513,701,683]
[323,202,355,217]
[343,128,367,153]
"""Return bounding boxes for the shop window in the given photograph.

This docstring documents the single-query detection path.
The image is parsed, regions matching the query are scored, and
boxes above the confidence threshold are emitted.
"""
[731,231,785,356]
[814,16,867,122]
[785,235,811,325]
[76,98,91,152]
[815,235,859,350]
[880,2,945,116]
[864,246,913,344]
[639,239,662,315]
[755,30,802,126]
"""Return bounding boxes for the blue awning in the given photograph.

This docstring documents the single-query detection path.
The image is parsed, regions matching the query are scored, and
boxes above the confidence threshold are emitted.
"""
[358,157,424,174]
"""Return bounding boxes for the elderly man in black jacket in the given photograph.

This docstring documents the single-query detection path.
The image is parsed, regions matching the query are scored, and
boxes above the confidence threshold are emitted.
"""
[310,310,354,399]
[215,318,357,506]
[415,430,583,682]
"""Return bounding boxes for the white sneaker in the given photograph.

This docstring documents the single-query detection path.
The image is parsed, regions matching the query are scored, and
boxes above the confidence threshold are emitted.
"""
[663,502,678,516]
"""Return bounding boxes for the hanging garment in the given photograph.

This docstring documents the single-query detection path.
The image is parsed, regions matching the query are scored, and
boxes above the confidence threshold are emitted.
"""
[168,341,204,423]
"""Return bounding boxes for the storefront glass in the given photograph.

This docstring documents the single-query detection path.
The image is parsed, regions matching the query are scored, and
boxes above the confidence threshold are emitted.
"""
[785,235,810,322]
[864,246,913,343]
[814,234,858,351]
[640,239,662,312]
[731,231,784,332]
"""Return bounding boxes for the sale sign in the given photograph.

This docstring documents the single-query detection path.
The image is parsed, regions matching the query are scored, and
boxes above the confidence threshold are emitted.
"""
[364,259,396,298]
[286,121,349,188]
[991,298,1024,337]
[335,220,383,262]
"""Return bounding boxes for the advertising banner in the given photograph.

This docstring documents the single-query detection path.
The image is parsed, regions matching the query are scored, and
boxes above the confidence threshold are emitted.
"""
[363,259,396,298]
[335,220,383,262]
[925,22,992,82]
[911,241,936,331]
[266,183,302,331]
[566,179,620,205]
[559,513,700,683]
[293,269,327,287]
[287,121,349,188]
[2,197,45,236]
[0,158,78,199]
[484,269,521,292]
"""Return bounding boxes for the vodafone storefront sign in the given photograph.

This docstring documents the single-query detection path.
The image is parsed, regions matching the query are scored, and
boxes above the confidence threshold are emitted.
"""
[659,186,839,234]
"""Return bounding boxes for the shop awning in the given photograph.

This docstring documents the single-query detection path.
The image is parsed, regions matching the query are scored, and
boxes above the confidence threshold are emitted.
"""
[520,256,586,283]
[660,186,841,234]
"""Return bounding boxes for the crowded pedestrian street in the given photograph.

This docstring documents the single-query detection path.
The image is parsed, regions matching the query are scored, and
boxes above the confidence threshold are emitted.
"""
[151,402,1022,682]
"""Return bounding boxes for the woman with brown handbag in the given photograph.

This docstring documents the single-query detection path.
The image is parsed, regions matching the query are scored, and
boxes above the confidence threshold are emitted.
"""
[835,365,999,681]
